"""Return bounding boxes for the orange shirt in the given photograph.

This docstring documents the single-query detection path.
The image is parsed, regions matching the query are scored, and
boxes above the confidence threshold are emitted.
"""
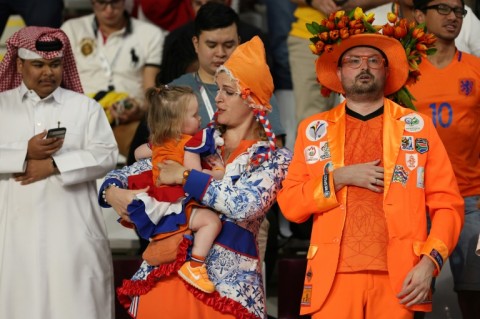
[409,51,480,196]
[338,112,388,272]
[151,134,192,183]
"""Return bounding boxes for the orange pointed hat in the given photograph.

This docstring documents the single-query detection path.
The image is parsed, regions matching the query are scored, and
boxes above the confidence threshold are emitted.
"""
[217,36,273,112]
[216,36,276,167]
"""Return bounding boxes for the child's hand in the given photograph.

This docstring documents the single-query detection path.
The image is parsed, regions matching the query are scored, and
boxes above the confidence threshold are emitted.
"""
[203,154,223,169]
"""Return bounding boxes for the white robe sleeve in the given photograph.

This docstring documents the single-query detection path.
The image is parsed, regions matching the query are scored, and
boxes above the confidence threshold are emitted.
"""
[53,94,118,185]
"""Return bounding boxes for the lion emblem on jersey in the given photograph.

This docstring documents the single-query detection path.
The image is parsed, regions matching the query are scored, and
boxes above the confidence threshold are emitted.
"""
[459,78,475,96]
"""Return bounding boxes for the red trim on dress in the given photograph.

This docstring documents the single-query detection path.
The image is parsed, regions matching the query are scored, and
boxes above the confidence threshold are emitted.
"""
[116,237,260,319]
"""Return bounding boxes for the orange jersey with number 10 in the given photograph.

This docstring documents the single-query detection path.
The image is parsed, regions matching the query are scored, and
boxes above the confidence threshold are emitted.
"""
[409,51,480,197]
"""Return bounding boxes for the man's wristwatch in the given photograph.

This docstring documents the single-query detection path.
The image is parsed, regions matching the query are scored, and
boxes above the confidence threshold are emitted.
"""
[51,157,57,169]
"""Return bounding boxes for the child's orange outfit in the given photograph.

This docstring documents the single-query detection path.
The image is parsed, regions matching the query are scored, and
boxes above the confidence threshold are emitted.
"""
[129,134,191,203]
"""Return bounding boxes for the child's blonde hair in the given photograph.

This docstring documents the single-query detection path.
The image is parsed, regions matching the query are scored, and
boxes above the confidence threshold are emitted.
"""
[146,85,196,145]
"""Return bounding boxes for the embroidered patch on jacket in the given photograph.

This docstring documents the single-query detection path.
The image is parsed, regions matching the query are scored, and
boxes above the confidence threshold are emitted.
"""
[305,145,320,164]
[401,114,424,133]
[322,161,333,197]
[415,138,429,154]
[392,165,408,186]
[406,153,418,171]
[80,37,95,56]
[459,78,475,96]
[324,161,334,174]
[319,141,331,160]
[306,266,313,282]
[301,285,313,306]
[430,249,444,269]
[401,136,414,151]
[306,120,328,141]
[322,173,331,198]
[417,167,425,188]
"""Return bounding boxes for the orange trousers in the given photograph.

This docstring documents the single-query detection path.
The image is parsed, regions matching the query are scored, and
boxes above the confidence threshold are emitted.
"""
[311,271,414,319]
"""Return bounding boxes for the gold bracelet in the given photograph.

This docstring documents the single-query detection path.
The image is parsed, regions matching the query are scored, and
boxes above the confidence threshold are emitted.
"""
[182,169,191,185]
[102,183,118,205]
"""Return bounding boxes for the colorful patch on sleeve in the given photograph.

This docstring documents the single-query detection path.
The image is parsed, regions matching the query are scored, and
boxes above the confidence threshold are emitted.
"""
[401,114,425,133]
[301,285,313,306]
[406,153,418,171]
[306,266,313,282]
[323,161,334,174]
[319,141,331,160]
[459,78,475,96]
[415,138,429,154]
[304,145,320,164]
[306,120,328,141]
[392,165,409,186]
[401,136,414,151]
[416,167,425,188]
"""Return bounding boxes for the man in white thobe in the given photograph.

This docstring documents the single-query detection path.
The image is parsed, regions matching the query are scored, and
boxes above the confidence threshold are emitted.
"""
[0,26,118,319]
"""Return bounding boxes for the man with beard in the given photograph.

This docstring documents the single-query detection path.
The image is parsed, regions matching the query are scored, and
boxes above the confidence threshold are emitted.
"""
[408,0,480,318]
[0,26,118,319]
[278,31,464,318]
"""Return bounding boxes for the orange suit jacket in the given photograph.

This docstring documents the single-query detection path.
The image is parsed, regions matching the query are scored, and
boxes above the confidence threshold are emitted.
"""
[278,99,464,314]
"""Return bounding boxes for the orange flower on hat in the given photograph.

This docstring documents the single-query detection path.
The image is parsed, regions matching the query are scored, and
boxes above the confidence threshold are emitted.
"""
[383,12,437,108]
[306,7,437,110]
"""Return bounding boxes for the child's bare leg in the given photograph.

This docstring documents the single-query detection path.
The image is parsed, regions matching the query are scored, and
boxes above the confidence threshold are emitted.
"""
[177,207,221,293]
[189,208,222,258]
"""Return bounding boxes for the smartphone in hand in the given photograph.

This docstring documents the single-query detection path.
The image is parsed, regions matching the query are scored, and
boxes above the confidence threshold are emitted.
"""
[46,127,67,139]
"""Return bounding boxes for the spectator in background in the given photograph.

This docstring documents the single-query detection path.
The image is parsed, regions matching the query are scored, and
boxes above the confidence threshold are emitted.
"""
[61,0,165,156]
[0,0,64,37]
[408,0,480,317]
[0,26,118,319]
[157,0,264,85]
[132,0,196,31]
[370,0,480,57]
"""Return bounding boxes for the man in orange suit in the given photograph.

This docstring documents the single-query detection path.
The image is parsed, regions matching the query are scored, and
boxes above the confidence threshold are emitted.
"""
[278,31,464,319]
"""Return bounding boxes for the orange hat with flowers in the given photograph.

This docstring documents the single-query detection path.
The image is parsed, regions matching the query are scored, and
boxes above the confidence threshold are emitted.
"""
[309,8,436,109]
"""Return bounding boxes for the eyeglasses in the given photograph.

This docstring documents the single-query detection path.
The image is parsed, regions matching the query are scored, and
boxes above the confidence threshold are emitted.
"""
[341,55,386,69]
[93,0,123,10]
[423,4,467,18]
